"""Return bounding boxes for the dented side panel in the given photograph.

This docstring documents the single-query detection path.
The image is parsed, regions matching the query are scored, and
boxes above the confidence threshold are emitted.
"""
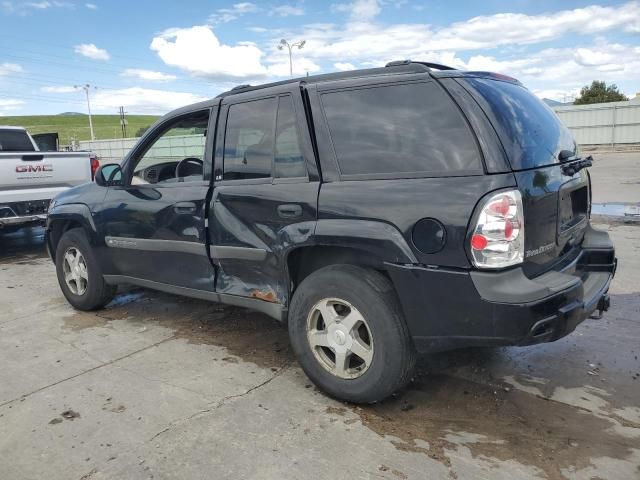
[209,182,318,305]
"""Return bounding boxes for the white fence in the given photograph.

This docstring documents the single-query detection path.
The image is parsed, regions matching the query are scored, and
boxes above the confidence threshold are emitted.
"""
[78,134,205,164]
[552,99,640,149]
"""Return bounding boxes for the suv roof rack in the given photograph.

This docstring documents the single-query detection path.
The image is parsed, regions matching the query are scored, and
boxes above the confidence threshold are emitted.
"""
[218,61,456,99]
[385,60,456,71]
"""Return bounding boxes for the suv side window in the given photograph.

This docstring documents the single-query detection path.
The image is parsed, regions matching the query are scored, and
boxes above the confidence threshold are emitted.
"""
[130,110,209,185]
[223,97,276,181]
[275,95,306,178]
[320,81,481,177]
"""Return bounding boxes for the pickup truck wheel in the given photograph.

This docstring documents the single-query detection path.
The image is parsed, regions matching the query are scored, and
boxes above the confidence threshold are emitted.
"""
[55,228,116,311]
[288,264,416,403]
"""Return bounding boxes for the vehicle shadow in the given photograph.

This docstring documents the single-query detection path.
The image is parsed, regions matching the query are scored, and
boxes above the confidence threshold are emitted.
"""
[0,227,48,262]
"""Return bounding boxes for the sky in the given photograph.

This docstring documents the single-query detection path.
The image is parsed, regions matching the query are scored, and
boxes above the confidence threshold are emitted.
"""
[0,0,639,116]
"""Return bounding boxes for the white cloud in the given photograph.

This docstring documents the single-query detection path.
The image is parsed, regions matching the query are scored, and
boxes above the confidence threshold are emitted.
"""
[334,62,355,71]
[267,56,321,76]
[91,87,208,114]
[121,68,177,82]
[74,43,110,61]
[210,2,259,24]
[271,4,304,16]
[332,0,381,20]
[533,88,580,103]
[41,85,76,93]
[151,25,268,79]
[0,62,23,75]
[85,3,97,9]
[151,1,640,97]
[2,1,73,13]
[288,1,640,65]
[151,25,322,80]
[27,1,50,8]
[0,98,24,115]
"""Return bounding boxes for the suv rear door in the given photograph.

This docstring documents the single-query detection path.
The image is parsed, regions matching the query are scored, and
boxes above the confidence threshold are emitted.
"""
[209,84,319,305]
[453,77,590,277]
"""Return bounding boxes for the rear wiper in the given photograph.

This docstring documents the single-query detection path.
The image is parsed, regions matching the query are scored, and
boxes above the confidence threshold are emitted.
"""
[558,150,593,176]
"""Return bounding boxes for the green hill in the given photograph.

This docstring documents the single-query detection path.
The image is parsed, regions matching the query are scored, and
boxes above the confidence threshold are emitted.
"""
[0,114,159,145]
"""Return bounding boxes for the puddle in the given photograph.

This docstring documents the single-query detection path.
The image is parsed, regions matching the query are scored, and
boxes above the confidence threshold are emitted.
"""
[64,287,292,369]
[351,373,640,479]
[592,203,640,219]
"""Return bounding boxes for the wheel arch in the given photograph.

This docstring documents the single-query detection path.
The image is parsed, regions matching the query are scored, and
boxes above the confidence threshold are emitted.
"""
[285,219,418,305]
[46,203,97,262]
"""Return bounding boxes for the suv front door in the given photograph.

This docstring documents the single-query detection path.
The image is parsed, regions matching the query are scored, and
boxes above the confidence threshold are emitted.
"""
[100,107,217,291]
[209,86,319,305]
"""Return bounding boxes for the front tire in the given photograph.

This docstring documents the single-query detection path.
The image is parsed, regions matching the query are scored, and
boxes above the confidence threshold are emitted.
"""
[288,265,416,403]
[55,228,116,311]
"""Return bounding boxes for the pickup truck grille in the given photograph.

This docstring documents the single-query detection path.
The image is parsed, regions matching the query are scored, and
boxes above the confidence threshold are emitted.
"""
[0,206,17,218]
[2,200,50,217]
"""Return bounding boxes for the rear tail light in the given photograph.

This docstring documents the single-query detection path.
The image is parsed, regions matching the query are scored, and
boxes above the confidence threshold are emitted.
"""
[90,155,100,181]
[469,189,524,269]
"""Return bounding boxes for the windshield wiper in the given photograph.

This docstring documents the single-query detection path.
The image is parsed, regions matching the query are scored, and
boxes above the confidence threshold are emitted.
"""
[558,151,593,176]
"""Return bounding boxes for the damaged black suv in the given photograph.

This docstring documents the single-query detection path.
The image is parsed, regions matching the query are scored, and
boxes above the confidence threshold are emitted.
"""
[46,61,616,403]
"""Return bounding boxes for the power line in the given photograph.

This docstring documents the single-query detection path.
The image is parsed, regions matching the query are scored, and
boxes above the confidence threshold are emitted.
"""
[0,93,85,105]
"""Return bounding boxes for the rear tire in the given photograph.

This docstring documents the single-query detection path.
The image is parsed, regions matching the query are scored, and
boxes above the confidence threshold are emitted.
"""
[288,264,416,403]
[55,228,116,311]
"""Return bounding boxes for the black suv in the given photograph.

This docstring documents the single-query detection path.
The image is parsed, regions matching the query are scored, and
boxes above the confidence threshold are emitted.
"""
[46,61,616,403]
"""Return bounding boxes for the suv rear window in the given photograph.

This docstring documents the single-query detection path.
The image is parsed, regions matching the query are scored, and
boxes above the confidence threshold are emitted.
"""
[460,78,575,171]
[0,129,35,152]
[320,81,481,177]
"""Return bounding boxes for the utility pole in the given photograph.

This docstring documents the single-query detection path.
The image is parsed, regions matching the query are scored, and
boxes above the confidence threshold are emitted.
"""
[75,84,96,141]
[277,39,306,77]
[118,106,128,138]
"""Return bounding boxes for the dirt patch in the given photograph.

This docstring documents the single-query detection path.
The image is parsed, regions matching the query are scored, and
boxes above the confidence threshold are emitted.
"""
[353,373,639,479]
[64,288,292,369]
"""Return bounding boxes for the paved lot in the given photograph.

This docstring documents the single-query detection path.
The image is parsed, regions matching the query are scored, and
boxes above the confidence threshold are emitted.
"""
[1,153,639,480]
[589,151,640,205]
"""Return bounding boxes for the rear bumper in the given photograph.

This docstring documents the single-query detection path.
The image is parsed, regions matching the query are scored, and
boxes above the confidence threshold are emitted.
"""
[387,225,616,353]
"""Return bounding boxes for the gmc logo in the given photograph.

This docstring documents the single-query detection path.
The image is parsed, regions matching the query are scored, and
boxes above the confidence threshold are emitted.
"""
[16,164,53,173]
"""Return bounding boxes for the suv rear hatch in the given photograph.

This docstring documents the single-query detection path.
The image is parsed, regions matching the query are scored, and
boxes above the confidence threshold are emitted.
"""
[456,76,590,277]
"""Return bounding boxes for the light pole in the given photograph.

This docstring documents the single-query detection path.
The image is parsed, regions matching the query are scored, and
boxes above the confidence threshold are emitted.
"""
[74,83,96,141]
[278,39,306,77]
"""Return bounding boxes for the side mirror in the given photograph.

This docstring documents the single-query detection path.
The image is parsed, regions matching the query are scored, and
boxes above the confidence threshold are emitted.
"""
[95,164,123,187]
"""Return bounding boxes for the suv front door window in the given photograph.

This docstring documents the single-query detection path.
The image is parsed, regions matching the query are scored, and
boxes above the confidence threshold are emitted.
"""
[130,110,209,185]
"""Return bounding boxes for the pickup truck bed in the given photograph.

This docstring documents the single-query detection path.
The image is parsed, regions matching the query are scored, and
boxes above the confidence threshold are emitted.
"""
[0,127,94,230]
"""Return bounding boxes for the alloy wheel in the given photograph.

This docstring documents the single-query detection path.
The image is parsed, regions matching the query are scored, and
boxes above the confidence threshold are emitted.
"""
[63,247,89,296]
[306,298,374,379]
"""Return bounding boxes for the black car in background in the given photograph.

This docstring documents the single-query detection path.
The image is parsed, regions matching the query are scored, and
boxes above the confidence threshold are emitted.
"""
[45,61,616,403]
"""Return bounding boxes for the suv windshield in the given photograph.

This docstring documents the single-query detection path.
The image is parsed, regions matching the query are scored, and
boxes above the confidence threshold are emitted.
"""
[461,78,575,171]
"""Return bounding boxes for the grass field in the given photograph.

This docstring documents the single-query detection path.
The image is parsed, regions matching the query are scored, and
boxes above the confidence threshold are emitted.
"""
[0,114,159,145]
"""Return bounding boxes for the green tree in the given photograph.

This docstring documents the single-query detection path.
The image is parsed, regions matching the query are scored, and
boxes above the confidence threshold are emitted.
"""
[574,81,628,105]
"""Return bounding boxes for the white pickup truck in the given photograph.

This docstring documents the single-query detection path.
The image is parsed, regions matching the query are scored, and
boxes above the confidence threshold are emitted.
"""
[0,126,98,232]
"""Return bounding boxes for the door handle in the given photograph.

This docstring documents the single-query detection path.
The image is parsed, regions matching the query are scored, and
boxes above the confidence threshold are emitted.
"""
[277,204,302,218]
[174,202,197,214]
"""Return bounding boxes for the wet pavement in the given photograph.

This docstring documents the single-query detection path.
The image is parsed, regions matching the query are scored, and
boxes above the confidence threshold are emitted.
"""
[1,224,638,480]
[0,153,639,480]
